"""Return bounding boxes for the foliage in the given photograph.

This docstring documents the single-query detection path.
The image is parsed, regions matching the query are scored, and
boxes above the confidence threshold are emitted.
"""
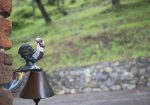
[10,0,150,71]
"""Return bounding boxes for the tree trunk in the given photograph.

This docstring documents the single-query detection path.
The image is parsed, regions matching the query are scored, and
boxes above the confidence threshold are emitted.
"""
[112,0,120,6]
[32,0,35,18]
[35,0,51,23]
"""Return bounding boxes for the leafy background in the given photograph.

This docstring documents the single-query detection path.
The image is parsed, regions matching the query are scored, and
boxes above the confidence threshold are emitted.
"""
[10,0,150,72]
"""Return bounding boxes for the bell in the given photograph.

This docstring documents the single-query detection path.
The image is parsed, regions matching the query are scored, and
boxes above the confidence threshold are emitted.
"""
[20,70,54,105]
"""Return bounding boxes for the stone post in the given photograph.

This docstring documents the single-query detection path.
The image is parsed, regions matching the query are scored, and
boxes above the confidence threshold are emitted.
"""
[0,0,14,105]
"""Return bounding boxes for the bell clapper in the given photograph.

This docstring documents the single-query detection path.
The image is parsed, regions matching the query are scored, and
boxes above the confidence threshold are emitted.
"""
[33,99,40,105]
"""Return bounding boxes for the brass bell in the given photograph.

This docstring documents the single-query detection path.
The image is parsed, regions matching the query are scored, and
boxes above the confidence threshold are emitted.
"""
[20,70,54,105]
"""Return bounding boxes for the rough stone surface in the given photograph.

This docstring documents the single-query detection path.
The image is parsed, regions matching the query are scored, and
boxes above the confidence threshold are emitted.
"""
[0,30,12,49]
[0,0,13,105]
[0,17,12,36]
[4,53,13,65]
[0,51,5,63]
[0,63,13,84]
[0,51,13,65]
[0,85,3,89]
[0,0,12,17]
[0,88,13,105]
[50,57,150,95]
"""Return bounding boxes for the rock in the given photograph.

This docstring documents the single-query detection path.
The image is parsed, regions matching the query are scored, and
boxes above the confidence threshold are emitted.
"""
[122,84,136,90]
[4,53,13,65]
[64,88,71,94]
[92,88,101,92]
[113,62,120,66]
[0,85,3,89]
[88,81,97,88]
[139,68,149,78]
[58,90,65,95]
[148,78,150,82]
[137,79,146,87]
[139,68,146,76]
[110,72,120,83]
[0,30,12,49]
[110,85,121,91]
[84,68,91,75]
[130,67,139,76]
[100,85,109,91]
[69,78,74,82]
[0,63,13,84]
[146,66,150,74]
[83,88,92,93]
[103,79,115,87]
[0,17,12,36]
[103,87,109,91]
[70,89,76,94]
[61,78,69,87]
[137,57,149,64]
[85,78,90,82]
[78,79,85,88]
[0,88,13,105]
[147,82,150,87]
[59,71,65,78]
[51,57,150,94]
[121,72,134,81]
[96,71,109,81]
[105,67,113,73]
[0,52,13,65]
[129,79,138,84]
[55,74,61,81]
[129,59,136,65]
[0,51,5,63]
[0,0,12,17]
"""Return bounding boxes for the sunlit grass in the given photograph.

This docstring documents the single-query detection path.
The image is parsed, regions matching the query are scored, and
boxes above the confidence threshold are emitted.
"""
[10,0,150,71]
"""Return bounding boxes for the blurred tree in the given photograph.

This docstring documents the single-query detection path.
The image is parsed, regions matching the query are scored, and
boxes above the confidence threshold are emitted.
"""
[47,0,55,5]
[47,0,68,15]
[111,0,120,6]
[56,0,67,15]
[70,0,76,4]
[32,0,35,18]
[35,0,51,23]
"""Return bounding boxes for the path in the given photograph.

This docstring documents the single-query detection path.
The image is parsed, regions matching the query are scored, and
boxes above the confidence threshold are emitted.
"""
[14,88,150,105]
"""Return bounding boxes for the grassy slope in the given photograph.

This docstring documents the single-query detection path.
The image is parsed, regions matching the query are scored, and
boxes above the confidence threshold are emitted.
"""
[10,0,150,71]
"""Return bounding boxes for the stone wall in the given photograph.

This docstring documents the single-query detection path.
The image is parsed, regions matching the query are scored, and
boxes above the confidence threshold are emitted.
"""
[51,57,150,95]
[0,0,13,105]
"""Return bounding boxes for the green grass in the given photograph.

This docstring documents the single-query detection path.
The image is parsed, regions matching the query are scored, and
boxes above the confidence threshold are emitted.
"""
[10,0,150,71]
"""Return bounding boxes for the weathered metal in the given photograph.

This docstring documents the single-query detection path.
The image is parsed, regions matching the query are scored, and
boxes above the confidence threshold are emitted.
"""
[18,38,45,71]
[20,70,54,105]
